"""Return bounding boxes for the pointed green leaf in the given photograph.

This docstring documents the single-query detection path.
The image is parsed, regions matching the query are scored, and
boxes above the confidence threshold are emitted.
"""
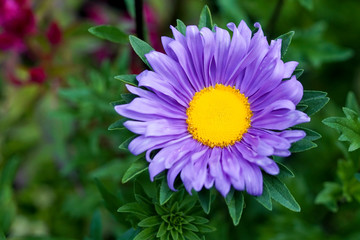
[197,224,216,233]
[89,25,128,43]
[198,5,213,30]
[197,189,211,214]
[225,190,244,226]
[114,74,138,86]
[118,228,141,240]
[192,216,209,225]
[315,182,342,212]
[290,138,317,152]
[117,202,149,217]
[293,69,304,78]
[346,91,360,114]
[133,227,157,240]
[292,127,322,141]
[276,162,295,179]
[0,233,5,240]
[121,93,137,103]
[108,118,127,130]
[355,173,360,182]
[254,183,272,210]
[300,90,329,116]
[89,211,102,240]
[263,174,300,212]
[183,230,201,240]
[156,222,167,238]
[119,135,136,151]
[122,157,148,183]
[110,100,126,107]
[124,0,135,18]
[176,19,187,35]
[183,223,199,232]
[323,107,360,151]
[129,35,154,68]
[138,216,162,227]
[276,31,295,58]
[159,177,174,205]
[171,229,179,240]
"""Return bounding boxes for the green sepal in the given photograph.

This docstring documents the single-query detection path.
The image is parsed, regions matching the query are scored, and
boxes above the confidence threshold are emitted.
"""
[263,174,301,212]
[299,90,330,116]
[115,74,138,86]
[138,216,162,227]
[159,177,174,205]
[197,189,211,214]
[225,189,244,226]
[176,19,187,35]
[198,5,213,30]
[254,183,272,210]
[88,25,128,43]
[323,107,360,151]
[108,118,127,130]
[129,35,155,69]
[121,93,137,103]
[122,156,148,183]
[276,31,295,58]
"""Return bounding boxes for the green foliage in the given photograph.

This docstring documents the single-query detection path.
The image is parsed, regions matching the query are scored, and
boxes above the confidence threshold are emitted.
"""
[298,90,330,116]
[276,31,295,58]
[129,35,155,69]
[88,25,128,43]
[114,75,139,86]
[297,0,314,10]
[225,190,244,226]
[197,190,212,214]
[176,20,187,35]
[198,6,214,30]
[122,156,148,184]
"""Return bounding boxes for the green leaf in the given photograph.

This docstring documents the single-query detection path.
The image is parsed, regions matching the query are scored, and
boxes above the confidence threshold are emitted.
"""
[88,25,128,43]
[355,173,360,182]
[182,230,201,240]
[315,182,342,212]
[197,224,216,233]
[254,183,272,210]
[133,227,157,240]
[119,135,136,151]
[276,31,295,58]
[124,0,135,18]
[156,222,167,238]
[225,190,244,226]
[94,179,123,222]
[117,202,149,217]
[108,118,127,131]
[129,35,155,68]
[293,69,304,79]
[118,228,141,240]
[110,100,126,107]
[114,74,138,86]
[183,223,199,232]
[171,229,179,240]
[290,138,317,153]
[121,93,137,103]
[299,90,329,116]
[138,216,162,227]
[263,174,301,212]
[192,216,209,225]
[276,162,295,179]
[292,127,322,141]
[198,5,213,30]
[176,19,187,35]
[323,107,360,151]
[122,157,148,183]
[89,211,102,240]
[297,0,314,10]
[159,177,174,205]
[346,91,360,114]
[197,189,211,214]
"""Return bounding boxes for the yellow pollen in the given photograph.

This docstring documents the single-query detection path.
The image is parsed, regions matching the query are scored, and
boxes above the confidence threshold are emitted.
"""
[186,84,252,148]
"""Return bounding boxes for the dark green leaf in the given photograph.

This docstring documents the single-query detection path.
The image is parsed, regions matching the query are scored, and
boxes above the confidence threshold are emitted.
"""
[197,189,211,214]
[117,202,149,217]
[138,216,162,227]
[293,69,304,78]
[198,5,213,30]
[197,224,216,233]
[110,100,126,107]
[129,35,154,68]
[114,74,138,86]
[122,157,148,183]
[225,190,244,226]
[121,93,137,103]
[133,227,157,240]
[155,204,167,216]
[300,90,329,116]
[176,19,187,35]
[171,229,179,240]
[118,228,141,240]
[124,0,135,18]
[292,126,322,141]
[315,182,342,212]
[290,138,317,152]
[183,230,201,240]
[346,91,360,114]
[277,162,295,179]
[88,25,127,43]
[159,177,174,205]
[323,107,360,151]
[276,31,295,58]
[183,223,199,232]
[89,211,102,240]
[94,179,123,222]
[355,173,360,182]
[108,118,127,131]
[254,183,272,210]
[263,174,301,212]
[156,222,167,238]
[119,135,136,151]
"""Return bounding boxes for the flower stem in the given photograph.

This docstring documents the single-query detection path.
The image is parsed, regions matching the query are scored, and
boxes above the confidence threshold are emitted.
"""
[267,0,284,38]
[135,0,144,40]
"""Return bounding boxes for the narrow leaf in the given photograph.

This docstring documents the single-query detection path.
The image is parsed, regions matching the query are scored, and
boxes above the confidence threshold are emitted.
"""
[293,69,304,78]
[346,91,360,114]
[117,202,149,217]
[292,126,322,141]
[277,162,295,178]
[138,216,162,227]
[198,5,213,30]
[176,19,187,35]
[114,74,138,86]
[198,189,211,214]
[159,177,174,205]
[197,224,216,233]
[119,135,136,151]
[129,35,154,68]
[182,230,201,240]
[300,90,330,116]
[124,0,135,18]
[263,174,301,212]
[290,139,317,152]
[108,118,127,131]
[254,183,272,210]
[118,228,141,240]
[122,157,148,183]
[225,191,244,226]
[89,211,102,240]
[276,31,295,58]
[133,227,156,240]
[121,93,137,103]
[89,25,128,43]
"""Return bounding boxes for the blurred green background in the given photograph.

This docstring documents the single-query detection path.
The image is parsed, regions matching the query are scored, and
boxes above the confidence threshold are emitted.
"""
[1,0,360,239]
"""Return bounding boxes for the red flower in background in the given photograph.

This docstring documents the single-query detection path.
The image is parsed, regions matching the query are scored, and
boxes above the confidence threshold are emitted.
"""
[46,21,62,46]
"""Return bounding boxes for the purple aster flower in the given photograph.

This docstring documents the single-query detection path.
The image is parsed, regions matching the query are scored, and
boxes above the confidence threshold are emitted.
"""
[115,21,310,197]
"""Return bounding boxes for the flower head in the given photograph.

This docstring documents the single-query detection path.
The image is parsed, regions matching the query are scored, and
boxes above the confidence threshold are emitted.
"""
[115,22,310,197]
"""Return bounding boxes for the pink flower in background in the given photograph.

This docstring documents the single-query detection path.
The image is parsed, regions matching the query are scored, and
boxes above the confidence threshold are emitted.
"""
[29,67,46,84]
[46,21,62,46]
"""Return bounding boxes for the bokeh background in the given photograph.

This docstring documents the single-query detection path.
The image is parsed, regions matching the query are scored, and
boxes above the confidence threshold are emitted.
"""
[1,0,360,239]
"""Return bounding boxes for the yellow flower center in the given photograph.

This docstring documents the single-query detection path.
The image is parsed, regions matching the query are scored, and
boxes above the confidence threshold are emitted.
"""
[186,84,252,148]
